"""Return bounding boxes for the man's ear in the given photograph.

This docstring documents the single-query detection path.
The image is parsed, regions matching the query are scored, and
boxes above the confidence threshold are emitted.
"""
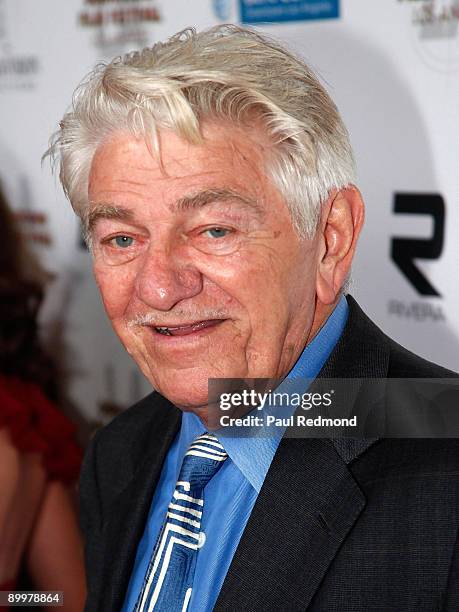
[316,186,365,305]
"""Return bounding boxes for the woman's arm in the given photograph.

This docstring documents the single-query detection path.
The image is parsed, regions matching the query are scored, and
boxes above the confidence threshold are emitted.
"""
[0,428,46,585]
[25,481,86,612]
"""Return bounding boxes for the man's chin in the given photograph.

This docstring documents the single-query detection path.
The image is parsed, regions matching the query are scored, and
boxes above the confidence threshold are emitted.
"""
[153,382,209,416]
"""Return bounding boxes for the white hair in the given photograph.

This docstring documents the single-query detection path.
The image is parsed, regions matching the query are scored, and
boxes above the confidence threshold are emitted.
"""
[46,24,356,238]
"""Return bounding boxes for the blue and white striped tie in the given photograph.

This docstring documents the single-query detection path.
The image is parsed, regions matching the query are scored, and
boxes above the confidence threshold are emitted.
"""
[135,433,228,612]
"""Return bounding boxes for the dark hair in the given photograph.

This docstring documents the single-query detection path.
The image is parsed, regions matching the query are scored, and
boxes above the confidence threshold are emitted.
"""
[0,186,57,398]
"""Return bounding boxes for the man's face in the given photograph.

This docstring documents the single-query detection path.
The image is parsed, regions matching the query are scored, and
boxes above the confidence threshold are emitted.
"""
[88,123,322,414]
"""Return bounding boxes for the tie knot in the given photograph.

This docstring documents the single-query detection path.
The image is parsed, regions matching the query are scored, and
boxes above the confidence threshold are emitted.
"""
[178,433,228,493]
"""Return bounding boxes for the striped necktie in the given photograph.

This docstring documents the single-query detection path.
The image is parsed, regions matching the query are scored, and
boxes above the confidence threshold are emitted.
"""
[135,433,228,612]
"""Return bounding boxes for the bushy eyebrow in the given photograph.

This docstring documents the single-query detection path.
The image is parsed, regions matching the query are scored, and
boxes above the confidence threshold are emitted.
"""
[172,188,263,216]
[87,187,263,233]
[86,204,135,234]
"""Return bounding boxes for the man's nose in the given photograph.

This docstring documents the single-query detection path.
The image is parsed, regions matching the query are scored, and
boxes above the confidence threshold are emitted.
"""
[134,245,203,311]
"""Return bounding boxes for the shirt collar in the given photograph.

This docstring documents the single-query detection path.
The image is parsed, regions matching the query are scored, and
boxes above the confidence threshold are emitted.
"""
[180,295,349,493]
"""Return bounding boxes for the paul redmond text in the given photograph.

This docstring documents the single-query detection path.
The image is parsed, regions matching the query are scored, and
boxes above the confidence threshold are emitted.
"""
[219,415,358,428]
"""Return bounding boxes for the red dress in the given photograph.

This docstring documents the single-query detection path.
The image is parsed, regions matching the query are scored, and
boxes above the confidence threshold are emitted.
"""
[0,375,83,594]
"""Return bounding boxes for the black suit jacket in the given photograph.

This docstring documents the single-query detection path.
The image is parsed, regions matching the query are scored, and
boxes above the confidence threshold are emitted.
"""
[80,296,459,611]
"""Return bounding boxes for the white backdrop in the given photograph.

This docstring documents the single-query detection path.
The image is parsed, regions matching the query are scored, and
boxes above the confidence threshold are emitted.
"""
[1,0,458,424]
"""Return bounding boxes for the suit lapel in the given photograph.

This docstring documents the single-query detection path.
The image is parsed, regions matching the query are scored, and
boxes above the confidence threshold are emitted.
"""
[97,396,181,612]
[317,295,388,463]
[214,437,366,611]
[216,295,390,610]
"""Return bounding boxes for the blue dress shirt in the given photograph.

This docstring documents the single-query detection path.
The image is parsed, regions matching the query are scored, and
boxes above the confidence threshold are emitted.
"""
[122,296,348,611]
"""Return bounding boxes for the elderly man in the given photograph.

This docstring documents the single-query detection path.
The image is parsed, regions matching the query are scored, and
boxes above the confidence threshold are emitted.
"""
[48,25,458,612]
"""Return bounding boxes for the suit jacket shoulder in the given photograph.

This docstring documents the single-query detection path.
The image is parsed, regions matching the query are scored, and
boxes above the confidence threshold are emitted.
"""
[386,334,457,377]
[340,295,457,379]
[80,391,180,529]
[79,391,181,611]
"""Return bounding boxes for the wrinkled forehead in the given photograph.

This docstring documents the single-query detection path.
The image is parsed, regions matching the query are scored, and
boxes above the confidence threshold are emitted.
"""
[89,119,273,174]
[86,123,285,224]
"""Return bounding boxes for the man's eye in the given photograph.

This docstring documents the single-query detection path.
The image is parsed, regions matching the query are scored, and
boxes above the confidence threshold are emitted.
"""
[204,227,231,239]
[111,236,134,248]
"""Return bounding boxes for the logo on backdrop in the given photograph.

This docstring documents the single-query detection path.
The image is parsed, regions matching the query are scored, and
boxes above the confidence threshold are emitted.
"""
[389,192,446,322]
[15,209,52,247]
[239,0,340,24]
[398,0,459,72]
[213,0,233,20]
[78,0,162,56]
[0,0,40,90]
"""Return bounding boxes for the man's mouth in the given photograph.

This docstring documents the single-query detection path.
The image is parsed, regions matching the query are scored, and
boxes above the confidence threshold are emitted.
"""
[154,319,224,337]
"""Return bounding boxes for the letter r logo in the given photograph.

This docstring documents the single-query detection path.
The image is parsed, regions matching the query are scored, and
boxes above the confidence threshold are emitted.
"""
[391,193,445,296]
